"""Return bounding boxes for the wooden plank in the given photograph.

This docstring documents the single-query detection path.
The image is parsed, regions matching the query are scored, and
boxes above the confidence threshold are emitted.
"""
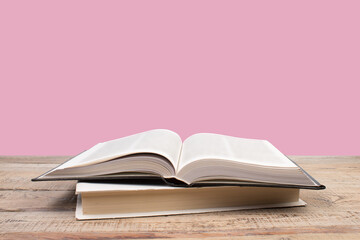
[0,156,359,239]
[0,162,76,191]
[1,230,360,240]
[1,209,360,232]
[0,190,76,212]
[0,156,72,164]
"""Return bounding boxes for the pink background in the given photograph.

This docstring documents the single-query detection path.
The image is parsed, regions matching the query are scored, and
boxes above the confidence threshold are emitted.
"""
[1,1,359,155]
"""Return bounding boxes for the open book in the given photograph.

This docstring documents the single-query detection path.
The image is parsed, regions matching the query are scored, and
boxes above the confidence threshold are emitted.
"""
[33,129,325,189]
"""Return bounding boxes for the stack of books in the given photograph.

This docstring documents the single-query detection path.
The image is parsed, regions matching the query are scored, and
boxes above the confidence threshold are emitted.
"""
[33,129,325,220]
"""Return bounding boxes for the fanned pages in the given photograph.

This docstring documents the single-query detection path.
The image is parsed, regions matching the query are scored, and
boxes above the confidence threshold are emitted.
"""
[33,129,325,190]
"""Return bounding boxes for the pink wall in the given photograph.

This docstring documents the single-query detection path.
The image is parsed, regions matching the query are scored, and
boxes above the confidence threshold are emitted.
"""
[1,1,359,155]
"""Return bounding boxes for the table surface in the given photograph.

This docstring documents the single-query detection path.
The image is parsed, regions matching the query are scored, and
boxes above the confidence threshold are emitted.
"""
[0,156,359,239]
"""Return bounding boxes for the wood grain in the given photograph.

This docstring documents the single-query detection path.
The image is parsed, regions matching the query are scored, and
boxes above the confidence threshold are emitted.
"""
[0,156,359,239]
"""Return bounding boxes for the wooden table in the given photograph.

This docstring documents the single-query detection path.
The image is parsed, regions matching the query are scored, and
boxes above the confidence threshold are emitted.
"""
[1,156,359,239]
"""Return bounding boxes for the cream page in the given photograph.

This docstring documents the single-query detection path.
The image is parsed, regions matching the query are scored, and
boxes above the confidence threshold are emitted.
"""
[178,133,298,171]
[56,129,183,170]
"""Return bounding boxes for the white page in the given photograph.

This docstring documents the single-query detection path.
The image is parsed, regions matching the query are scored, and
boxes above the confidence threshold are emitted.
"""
[57,129,182,170]
[76,196,306,220]
[178,133,297,171]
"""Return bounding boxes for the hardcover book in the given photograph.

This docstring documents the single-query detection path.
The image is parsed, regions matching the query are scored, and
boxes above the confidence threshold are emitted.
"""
[33,129,325,189]
[75,182,307,220]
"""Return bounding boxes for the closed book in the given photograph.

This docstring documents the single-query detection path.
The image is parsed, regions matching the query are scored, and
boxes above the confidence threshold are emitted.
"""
[75,182,306,220]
